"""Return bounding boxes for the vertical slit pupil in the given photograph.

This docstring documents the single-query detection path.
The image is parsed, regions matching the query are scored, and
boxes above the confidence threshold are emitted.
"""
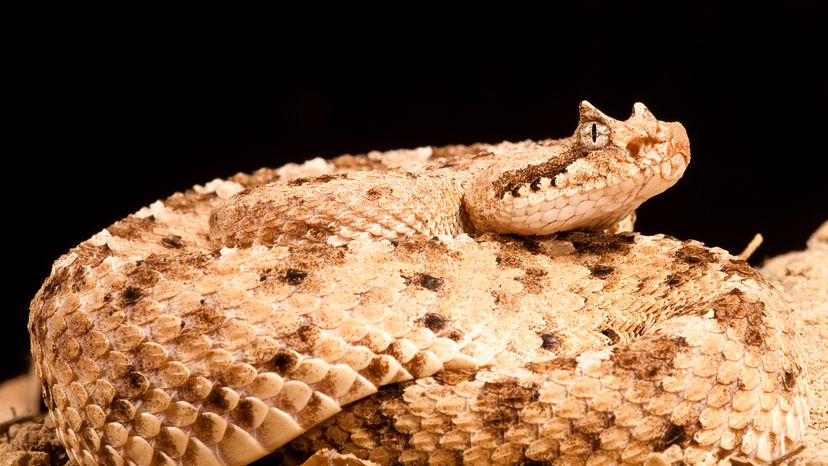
[591,123,597,143]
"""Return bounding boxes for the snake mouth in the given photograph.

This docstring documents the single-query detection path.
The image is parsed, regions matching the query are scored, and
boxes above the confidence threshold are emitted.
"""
[492,145,690,235]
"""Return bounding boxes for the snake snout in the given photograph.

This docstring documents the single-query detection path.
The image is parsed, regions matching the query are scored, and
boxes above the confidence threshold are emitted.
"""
[668,121,691,162]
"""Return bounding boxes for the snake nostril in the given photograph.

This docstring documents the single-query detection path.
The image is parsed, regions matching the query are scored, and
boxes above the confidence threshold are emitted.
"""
[626,140,642,158]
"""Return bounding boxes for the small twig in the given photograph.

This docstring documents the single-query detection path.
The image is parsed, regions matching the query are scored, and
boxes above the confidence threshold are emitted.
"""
[738,233,763,261]
[769,444,806,465]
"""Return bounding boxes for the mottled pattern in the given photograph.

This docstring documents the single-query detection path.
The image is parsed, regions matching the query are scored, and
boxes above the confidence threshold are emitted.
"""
[28,103,808,466]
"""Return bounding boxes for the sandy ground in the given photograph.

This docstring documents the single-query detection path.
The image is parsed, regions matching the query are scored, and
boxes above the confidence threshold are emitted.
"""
[761,220,828,465]
[2,221,825,465]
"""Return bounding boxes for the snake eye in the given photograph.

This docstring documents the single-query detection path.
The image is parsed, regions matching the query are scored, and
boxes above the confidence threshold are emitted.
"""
[579,121,610,149]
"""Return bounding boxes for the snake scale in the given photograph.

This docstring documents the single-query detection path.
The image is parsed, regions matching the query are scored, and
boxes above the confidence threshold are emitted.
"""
[28,102,809,465]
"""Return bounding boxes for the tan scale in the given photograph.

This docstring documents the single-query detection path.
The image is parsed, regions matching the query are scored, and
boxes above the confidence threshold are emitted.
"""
[28,102,809,465]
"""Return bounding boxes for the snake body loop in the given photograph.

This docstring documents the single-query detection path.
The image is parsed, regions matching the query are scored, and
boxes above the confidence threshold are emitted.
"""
[29,103,807,465]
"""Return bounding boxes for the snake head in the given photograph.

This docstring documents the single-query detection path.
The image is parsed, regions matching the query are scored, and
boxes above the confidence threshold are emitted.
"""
[464,101,690,235]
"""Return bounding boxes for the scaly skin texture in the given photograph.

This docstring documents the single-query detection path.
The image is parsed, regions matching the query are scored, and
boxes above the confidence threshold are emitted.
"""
[28,103,808,465]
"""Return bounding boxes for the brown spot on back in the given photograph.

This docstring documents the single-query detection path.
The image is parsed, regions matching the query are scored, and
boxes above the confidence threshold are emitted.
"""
[539,332,562,351]
[676,244,717,265]
[665,274,682,287]
[364,186,388,200]
[121,286,143,306]
[75,242,112,267]
[141,251,215,277]
[721,259,764,281]
[709,289,768,329]
[783,371,796,390]
[417,313,449,332]
[161,235,185,249]
[288,174,347,187]
[563,231,635,255]
[656,423,687,451]
[282,268,308,285]
[601,328,621,345]
[40,267,70,301]
[268,349,300,375]
[476,381,538,429]
[108,215,155,240]
[588,264,615,278]
[492,147,591,198]
[165,190,217,212]
[612,336,687,380]
[445,329,464,342]
[416,273,443,291]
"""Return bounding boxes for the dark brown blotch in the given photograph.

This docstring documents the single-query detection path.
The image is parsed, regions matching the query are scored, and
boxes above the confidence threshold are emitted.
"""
[40,267,70,301]
[75,242,113,267]
[589,264,615,278]
[445,329,464,342]
[268,349,301,375]
[562,231,635,255]
[121,286,143,306]
[161,234,185,249]
[418,313,449,332]
[783,371,796,390]
[665,274,682,287]
[656,423,687,450]
[721,259,764,280]
[108,215,155,240]
[676,244,717,265]
[709,288,768,326]
[288,174,347,187]
[539,332,562,351]
[417,273,443,291]
[282,268,308,285]
[601,328,621,345]
[477,381,538,429]
[364,186,392,200]
[612,336,687,380]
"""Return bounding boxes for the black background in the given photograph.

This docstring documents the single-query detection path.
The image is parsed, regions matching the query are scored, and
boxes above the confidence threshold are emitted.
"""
[5,5,825,381]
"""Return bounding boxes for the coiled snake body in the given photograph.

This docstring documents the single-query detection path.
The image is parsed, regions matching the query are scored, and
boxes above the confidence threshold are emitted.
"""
[29,103,809,465]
